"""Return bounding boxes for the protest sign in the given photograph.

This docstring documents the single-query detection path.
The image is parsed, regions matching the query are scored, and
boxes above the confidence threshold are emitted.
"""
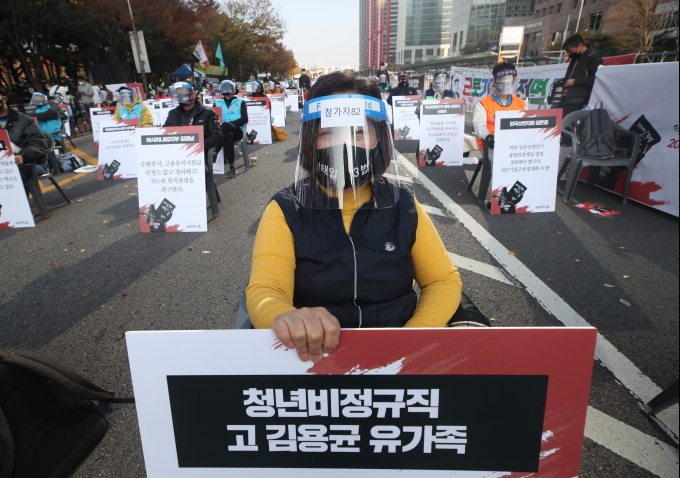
[203,95,221,107]
[574,203,621,216]
[450,67,492,106]
[516,64,567,109]
[245,99,272,145]
[408,74,425,95]
[90,107,116,151]
[210,106,225,175]
[268,94,286,127]
[0,130,34,229]
[136,126,207,232]
[492,110,562,214]
[418,99,465,166]
[127,327,596,477]
[97,119,139,180]
[392,96,420,141]
[159,99,174,127]
[586,63,679,217]
[285,89,299,112]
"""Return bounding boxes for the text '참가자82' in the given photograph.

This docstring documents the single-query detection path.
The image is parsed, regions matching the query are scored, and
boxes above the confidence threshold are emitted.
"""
[166,374,548,472]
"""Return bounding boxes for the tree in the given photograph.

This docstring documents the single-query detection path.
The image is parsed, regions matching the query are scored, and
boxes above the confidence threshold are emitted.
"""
[606,0,674,53]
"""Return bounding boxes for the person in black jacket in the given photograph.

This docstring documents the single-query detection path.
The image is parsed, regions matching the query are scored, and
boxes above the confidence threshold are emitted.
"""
[375,62,389,83]
[0,90,49,196]
[386,72,418,106]
[163,82,223,158]
[299,69,311,92]
[561,34,604,118]
[214,80,249,178]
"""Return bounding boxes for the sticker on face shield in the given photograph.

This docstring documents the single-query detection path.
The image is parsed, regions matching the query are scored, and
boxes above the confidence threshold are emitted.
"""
[303,94,387,127]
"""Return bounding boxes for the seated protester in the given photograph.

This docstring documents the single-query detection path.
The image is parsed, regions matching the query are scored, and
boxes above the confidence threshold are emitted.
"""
[386,71,418,106]
[251,81,287,142]
[423,71,454,99]
[163,81,223,160]
[247,72,463,362]
[113,86,153,127]
[472,62,525,158]
[377,74,390,93]
[214,80,249,178]
[49,82,70,104]
[99,90,117,108]
[0,89,49,196]
[30,92,63,145]
[266,81,282,94]
[53,93,73,118]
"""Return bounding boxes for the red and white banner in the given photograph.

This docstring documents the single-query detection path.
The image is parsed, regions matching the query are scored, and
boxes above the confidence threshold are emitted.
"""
[0,130,34,229]
[127,327,596,477]
[492,110,563,214]
[586,63,679,217]
[245,99,272,145]
[418,99,465,166]
[90,107,116,152]
[136,126,207,232]
[285,89,300,112]
[392,96,420,141]
[267,93,286,128]
[97,119,139,180]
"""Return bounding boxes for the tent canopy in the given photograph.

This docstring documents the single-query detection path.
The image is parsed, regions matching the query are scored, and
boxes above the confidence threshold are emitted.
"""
[169,64,206,79]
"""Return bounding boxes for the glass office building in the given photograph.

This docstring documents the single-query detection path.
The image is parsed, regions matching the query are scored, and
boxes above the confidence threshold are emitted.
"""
[466,0,507,50]
[396,0,453,64]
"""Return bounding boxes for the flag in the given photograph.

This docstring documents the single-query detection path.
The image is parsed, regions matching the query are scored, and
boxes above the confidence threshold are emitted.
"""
[215,43,225,70]
[193,40,210,67]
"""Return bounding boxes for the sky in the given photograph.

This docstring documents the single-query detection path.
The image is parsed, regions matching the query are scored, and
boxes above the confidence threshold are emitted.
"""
[270,0,360,70]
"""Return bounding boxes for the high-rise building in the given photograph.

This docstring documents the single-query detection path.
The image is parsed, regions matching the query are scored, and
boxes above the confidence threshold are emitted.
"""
[395,0,453,65]
[359,0,396,70]
[450,0,510,57]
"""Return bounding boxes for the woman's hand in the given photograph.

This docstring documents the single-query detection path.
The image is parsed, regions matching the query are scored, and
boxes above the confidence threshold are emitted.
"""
[270,307,341,363]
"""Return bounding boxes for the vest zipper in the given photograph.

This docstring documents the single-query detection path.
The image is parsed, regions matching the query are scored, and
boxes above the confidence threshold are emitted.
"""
[347,210,362,328]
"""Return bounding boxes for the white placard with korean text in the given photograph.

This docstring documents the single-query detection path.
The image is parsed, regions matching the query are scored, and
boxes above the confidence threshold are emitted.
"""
[268,94,286,128]
[136,126,207,232]
[245,99,272,145]
[90,106,116,151]
[392,96,420,141]
[492,110,562,215]
[0,130,34,229]
[97,119,139,180]
[418,99,465,167]
[285,89,299,112]
[210,106,224,175]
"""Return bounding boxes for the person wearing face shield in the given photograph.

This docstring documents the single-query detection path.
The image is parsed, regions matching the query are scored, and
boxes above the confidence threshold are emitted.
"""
[163,81,223,160]
[30,93,63,146]
[377,75,390,93]
[472,62,526,157]
[247,71,466,364]
[560,34,604,118]
[386,72,418,106]
[423,71,454,100]
[214,80,249,177]
[112,86,153,127]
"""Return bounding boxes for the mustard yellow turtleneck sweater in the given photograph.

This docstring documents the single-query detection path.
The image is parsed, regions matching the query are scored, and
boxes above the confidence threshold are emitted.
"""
[246,184,462,329]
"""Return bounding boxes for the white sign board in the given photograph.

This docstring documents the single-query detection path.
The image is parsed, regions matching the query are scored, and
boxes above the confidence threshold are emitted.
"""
[136,126,207,232]
[245,99,273,145]
[267,94,286,128]
[97,119,139,180]
[0,131,35,229]
[516,63,568,109]
[418,99,465,167]
[90,107,116,151]
[501,26,524,45]
[392,96,420,141]
[209,106,224,175]
[492,110,562,214]
[285,89,299,112]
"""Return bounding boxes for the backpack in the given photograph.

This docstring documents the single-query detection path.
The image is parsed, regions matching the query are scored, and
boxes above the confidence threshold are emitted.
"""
[575,102,619,159]
[0,352,115,478]
[57,152,85,172]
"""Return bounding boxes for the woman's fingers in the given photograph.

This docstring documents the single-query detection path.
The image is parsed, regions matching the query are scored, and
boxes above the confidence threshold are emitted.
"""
[318,309,341,354]
[270,308,342,363]
[302,311,326,363]
[270,317,295,350]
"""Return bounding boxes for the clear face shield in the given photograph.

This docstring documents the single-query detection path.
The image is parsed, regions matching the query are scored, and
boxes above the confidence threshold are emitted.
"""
[494,71,517,95]
[53,93,64,104]
[379,75,387,86]
[220,80,235,96]
[432,74,449,93]
[295,94,401,209]
[173,82,194,105]
[119,89,134,105]
[100,91,109,102]
[30,92,48,107]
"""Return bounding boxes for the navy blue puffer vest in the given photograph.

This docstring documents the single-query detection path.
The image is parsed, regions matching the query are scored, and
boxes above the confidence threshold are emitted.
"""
[273,180,418,328]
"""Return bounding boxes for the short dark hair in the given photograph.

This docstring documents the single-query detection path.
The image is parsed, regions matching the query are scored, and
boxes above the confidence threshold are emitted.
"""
[492,62,516,77]
[562,33,585,50]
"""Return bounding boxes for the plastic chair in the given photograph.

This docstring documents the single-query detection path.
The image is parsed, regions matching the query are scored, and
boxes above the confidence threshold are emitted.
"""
[560,110,641,204]
[25,134,72,218]
[239,137,252,170]
[467,141,491,204]
[43,133,62,175]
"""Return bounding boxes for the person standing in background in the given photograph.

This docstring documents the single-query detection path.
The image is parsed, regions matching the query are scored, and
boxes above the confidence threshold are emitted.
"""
[560,34,604,118]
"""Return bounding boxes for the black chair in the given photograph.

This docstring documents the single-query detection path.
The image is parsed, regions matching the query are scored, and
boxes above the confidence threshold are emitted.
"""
[43,132,62,175]
[559,110,641,204]
[204,147,221,218]
[235,287,490,329]
[26,152,72,219]
[467,141,491,204]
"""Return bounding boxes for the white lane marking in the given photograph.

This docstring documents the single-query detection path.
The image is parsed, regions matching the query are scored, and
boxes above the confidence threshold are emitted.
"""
[384,172,412,183]
[396,152,679,442]
[420,204,448,217]
[448,252,516,287]
[585,406,679,478]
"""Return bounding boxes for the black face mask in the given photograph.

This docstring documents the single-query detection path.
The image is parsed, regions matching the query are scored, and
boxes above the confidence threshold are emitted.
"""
[398,80,408,87]
[569,51,582,60]
[315,143,374,190]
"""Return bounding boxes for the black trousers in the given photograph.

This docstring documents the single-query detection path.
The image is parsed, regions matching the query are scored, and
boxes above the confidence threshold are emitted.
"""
[219,123,244,163]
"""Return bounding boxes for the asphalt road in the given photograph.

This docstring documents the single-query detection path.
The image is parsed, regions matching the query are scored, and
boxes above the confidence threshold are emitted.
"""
[0,111,677,477]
